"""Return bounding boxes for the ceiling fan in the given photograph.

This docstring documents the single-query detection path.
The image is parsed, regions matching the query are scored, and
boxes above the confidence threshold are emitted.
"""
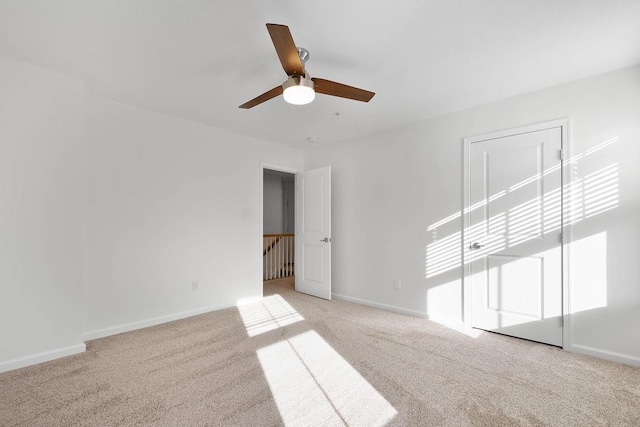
[239,23,375,109]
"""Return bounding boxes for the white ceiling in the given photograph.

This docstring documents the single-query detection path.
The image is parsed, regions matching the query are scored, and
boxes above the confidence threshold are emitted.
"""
[1,1,639,148]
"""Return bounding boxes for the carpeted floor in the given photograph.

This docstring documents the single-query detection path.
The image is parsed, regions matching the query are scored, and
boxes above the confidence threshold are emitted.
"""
[1,282,639,426]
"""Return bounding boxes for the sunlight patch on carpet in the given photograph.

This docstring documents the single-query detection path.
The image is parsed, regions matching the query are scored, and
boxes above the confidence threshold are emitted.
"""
[257,330,397,426]
[238,294,304,337]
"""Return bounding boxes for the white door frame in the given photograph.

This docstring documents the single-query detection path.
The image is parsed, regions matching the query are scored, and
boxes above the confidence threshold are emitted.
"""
[462,118,572,349]
[260,162,299,297]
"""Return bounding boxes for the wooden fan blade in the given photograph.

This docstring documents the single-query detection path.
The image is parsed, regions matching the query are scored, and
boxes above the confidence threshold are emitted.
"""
[266,23,305,76]
[239,85,283,109]
[312,78,375,102]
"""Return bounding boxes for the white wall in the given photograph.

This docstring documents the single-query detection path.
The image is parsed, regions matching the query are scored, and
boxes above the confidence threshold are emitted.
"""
[263,172,295,234]
[84,95,302,339]
[0,57,85,372]
[0,54,304,370]
[263,172,284,234]
[283,177,295,233]
[304,65,640,365]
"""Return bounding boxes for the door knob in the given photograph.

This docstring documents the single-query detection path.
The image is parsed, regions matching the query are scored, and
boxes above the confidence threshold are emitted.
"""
[320,237,331,243]
[470,242,485,250]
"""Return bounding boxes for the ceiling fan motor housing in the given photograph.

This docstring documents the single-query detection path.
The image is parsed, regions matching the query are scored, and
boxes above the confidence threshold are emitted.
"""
[283,76,315,90]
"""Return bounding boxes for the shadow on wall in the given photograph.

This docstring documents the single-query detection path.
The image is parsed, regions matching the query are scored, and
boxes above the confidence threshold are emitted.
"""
[424,136,618,323]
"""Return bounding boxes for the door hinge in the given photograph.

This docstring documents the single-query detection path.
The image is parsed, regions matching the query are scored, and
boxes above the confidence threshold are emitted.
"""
[559,149,564,160]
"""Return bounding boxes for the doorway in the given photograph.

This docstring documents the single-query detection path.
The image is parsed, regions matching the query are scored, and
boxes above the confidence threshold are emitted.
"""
[463,119,569,347]
[263,168,296,289]
[260,164,333,300]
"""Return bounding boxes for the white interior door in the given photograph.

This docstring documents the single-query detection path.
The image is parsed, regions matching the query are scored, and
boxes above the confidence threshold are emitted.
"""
[468,127,563,346]
[295,166,331,300]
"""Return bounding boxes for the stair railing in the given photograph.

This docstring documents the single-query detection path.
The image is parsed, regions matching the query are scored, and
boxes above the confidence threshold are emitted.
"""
[263,233,294,280]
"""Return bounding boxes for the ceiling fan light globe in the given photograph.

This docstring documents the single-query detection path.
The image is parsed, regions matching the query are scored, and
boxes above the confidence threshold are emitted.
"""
[283,86,315,105]
[282,76,315,105]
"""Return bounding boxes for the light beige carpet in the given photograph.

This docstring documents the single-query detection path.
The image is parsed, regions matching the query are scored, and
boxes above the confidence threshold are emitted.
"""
[1,282,639,426]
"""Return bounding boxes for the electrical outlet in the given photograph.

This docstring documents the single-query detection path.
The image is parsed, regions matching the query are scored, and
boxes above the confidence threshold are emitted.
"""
[192,281,199,292]
[393,279,401,290]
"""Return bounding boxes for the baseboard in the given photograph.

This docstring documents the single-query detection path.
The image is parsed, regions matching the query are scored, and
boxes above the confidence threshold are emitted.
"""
[331,292,466,332]
[568,343,640,367]
[0,343,86,374]
[333,293,640,366]
[83,303,236,341]
[332,292,427,317]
